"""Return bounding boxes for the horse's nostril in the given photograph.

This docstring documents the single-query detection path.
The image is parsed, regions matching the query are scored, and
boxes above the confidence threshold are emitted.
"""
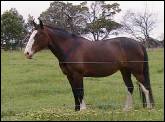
[25,52,32,59]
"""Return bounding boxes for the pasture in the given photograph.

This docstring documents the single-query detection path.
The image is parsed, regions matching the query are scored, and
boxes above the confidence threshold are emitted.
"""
[1,48,164,121]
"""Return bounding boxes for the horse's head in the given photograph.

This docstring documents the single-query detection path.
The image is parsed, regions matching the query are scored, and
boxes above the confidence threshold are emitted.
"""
[24,19,49,59]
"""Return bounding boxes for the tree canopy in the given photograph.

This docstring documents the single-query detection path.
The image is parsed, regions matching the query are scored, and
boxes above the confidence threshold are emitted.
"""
[40,1,88,35]
[1,8,27,50]
[2,1,161,50]
[40,1,122,41]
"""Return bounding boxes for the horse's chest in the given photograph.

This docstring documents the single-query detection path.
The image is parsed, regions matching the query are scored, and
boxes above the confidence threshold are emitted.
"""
[59,63,83,75]
[59,63,70,75]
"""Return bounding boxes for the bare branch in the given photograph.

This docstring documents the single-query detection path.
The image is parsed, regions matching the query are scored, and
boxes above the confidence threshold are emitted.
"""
[121,9,157,43]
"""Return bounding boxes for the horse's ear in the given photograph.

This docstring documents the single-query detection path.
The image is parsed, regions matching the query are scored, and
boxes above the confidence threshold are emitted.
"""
[38,18,44,29]
[32,20,37,29]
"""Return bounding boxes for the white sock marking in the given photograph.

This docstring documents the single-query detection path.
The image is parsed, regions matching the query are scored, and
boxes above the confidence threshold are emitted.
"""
[80,99,86,110]
[139,83,151,108]
[24,30,38,56]
[123,91,133,111]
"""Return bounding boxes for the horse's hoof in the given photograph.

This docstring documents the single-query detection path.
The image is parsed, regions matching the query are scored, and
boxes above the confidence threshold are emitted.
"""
[147,106,153,110]
[80,106,87,111]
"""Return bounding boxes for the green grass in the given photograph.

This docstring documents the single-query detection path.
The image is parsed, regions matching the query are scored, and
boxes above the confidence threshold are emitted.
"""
[1,48,164,121]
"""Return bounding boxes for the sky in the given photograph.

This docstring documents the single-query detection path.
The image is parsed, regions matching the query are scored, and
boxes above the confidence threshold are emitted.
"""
[1,1,164,40]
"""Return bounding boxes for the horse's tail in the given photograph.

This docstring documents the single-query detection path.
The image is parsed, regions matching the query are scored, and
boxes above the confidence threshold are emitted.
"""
[139,45,154,107]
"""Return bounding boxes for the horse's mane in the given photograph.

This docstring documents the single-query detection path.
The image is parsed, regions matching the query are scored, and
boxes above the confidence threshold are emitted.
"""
[44,25,78,38]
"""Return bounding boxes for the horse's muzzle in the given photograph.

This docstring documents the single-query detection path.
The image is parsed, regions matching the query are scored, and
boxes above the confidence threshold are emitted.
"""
[24,52,33,59]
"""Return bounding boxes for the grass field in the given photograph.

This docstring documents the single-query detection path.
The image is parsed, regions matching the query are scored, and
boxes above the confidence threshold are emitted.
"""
[1,48,164,121]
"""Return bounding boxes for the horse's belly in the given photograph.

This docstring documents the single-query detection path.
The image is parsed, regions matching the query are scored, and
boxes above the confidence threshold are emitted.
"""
[84,72,117,77]
[83,64,119,77]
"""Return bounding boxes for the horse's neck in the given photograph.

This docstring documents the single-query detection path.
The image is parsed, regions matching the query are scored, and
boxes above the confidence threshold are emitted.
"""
[48,41,66,61]
[47,30,81,61]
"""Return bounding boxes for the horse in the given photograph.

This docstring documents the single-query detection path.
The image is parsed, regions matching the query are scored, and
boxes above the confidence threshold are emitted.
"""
[24,19,154,111]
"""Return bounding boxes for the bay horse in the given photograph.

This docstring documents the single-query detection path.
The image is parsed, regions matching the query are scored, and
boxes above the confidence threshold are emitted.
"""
[24,19,154,111]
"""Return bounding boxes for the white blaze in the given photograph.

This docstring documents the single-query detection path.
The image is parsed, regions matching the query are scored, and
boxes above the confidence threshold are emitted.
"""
[24,30,38,55]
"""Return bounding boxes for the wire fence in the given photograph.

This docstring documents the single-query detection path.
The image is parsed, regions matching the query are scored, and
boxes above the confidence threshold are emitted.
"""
[2,50,164,120]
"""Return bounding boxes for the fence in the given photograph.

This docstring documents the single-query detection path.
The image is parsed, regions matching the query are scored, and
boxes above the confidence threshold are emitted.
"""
[1,49,164,120]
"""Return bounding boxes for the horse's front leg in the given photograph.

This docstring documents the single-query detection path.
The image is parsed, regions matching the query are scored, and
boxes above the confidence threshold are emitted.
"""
[67,73,86,111]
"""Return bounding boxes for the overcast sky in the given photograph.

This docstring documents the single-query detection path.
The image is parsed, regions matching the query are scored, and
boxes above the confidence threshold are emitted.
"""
[1,1,164,40]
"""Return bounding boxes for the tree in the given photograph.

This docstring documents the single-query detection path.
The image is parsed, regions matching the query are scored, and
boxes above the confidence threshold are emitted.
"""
[1,8,27,50]
[39,1,121,41]
[84,1,121,41]
[25,14,35,32]
[39,1,88,35]
[121,10,157,48]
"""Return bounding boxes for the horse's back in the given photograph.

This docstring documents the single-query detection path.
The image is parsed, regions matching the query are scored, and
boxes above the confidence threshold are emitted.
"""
[82,37,143,61]
[66,37,144,77]
[82,38,124,62]
[112,37,144,61]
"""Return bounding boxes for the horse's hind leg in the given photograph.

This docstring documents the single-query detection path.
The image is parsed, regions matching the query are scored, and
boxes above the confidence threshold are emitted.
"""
[132,73,152,108]
[120,69,134,111]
